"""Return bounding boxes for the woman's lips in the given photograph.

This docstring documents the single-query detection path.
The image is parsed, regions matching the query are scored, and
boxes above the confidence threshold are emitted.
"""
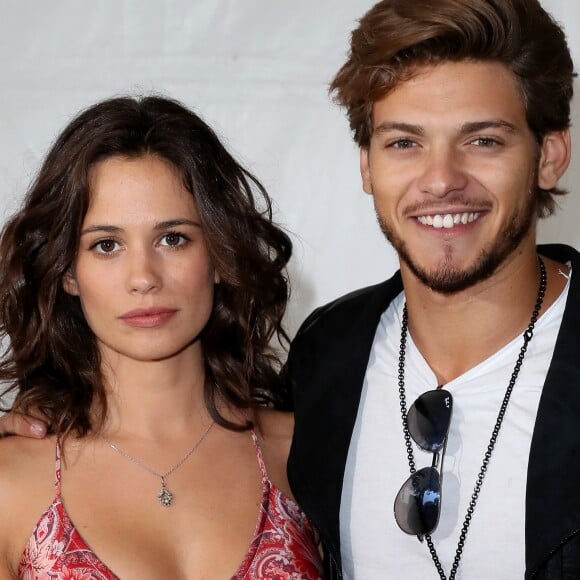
[119,308,177,328]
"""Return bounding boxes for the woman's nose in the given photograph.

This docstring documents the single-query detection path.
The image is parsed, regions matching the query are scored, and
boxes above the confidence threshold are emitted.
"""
[126,249,162,294]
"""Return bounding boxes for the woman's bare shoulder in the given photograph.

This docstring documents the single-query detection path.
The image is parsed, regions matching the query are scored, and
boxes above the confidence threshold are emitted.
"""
[0,436,56,575]
[0,434,55,474]
[254,409,295,498]
[0,434,56,513]
[255,408,294,440]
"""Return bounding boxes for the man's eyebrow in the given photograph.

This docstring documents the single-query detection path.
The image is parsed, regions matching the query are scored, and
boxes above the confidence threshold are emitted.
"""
[459,120,517,134]
[373,122,425,136]
[80,219,201,236]
[373,119,518,137]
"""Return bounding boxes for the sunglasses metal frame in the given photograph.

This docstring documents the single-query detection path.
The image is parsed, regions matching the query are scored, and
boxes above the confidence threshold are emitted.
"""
[394,388,453,539]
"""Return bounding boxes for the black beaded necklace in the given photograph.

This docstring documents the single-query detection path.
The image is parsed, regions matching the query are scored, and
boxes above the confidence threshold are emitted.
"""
[397,256,547,579]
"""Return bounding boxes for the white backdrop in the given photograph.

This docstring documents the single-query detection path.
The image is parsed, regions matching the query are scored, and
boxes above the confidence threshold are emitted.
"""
[1,0,579,336]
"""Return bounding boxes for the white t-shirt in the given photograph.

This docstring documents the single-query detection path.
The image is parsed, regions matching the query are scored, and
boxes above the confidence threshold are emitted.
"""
[340,275,570,579]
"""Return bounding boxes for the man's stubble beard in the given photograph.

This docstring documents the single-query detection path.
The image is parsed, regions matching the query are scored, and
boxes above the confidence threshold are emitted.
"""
[376,190,538,295]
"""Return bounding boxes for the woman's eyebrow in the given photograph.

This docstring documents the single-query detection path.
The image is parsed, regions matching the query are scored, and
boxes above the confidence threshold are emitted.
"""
[80,219,201,236]
[80,224,122,236]
[153,219,201,230]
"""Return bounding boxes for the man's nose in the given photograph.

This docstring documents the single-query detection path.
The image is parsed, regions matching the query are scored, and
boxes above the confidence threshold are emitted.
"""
[417,146,468,198]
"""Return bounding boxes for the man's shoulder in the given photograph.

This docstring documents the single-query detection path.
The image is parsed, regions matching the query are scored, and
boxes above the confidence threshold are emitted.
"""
[295,271,403,339]
[538,243,580,264]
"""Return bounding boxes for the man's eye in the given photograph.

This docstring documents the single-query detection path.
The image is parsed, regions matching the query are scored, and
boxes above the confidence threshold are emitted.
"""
[472,137,500,147]
[390,139,416,150]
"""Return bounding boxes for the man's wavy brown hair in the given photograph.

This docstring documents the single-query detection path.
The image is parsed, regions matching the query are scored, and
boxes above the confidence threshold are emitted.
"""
[330,0,575,216]
[0,95,292,437]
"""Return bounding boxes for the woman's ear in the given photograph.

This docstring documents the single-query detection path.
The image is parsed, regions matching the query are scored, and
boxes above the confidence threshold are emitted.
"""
[62,271,80,296]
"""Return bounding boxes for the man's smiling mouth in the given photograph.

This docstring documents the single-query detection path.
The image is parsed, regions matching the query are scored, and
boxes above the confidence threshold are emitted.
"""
[417,212,481,229]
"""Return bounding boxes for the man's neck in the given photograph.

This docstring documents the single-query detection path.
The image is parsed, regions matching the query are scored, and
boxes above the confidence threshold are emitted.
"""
[401,249,568,385]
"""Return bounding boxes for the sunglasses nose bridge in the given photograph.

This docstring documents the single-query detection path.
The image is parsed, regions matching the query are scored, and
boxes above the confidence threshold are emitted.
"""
[431,450,440,469]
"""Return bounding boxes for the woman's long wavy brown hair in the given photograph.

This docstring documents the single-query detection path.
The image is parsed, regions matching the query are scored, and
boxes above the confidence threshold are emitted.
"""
[0,95,292,437]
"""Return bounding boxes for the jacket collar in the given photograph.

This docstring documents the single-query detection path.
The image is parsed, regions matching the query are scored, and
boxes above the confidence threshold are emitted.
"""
[526,244,580,577]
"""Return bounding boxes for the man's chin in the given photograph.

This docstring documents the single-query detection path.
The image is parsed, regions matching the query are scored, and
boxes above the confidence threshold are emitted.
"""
[401,250,507,294]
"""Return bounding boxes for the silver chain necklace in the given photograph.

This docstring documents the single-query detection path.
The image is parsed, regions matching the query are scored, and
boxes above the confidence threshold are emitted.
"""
[100,421,215,507]
[398,256,546,579]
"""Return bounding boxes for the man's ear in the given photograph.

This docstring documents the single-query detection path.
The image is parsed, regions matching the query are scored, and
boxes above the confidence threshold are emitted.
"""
[538,129,571,190]
[62,271,80,296]
[360,147,373,195]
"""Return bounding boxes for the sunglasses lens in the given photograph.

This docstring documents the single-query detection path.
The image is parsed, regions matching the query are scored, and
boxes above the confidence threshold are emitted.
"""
[394,466,441,536]
[407,389,452,452]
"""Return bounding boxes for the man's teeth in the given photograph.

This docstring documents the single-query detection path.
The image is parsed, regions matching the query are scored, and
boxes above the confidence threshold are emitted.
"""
[417,212,480,229]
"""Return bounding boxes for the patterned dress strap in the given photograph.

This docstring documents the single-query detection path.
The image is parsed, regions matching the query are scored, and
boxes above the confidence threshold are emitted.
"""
[250,429,270,485]
[54,439,63,497]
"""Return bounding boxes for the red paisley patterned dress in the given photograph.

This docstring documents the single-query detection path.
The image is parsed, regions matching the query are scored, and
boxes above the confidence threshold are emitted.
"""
[19,431,323,579]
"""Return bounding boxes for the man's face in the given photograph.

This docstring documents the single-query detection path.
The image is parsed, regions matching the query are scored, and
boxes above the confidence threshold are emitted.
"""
[361,60,565,293]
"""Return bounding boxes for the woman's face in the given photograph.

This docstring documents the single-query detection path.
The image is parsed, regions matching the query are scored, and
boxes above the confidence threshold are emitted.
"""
[63,154,217,366]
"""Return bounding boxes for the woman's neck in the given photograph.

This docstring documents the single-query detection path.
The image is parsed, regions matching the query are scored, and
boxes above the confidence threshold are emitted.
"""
[97,345,210,440]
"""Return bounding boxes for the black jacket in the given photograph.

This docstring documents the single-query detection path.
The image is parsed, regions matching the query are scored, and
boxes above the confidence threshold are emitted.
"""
[287,244,580,579]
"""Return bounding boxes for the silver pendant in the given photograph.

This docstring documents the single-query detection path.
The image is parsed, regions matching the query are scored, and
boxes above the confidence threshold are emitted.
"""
[158,479,174,507]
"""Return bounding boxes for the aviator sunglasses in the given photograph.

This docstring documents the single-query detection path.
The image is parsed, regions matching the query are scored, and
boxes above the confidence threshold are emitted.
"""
[394,388,453,538]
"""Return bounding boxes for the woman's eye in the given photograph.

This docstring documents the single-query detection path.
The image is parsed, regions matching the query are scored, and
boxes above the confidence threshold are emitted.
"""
[160,233,188,247]
[92,239,120,254]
